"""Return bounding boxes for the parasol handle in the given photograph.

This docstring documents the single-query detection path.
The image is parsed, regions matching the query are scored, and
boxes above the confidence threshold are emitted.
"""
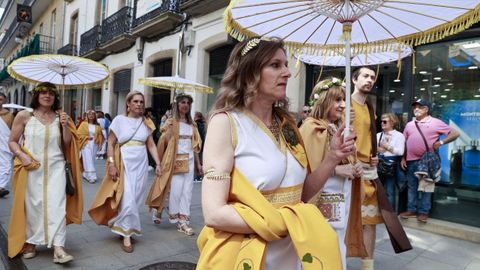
[343,21,352,138]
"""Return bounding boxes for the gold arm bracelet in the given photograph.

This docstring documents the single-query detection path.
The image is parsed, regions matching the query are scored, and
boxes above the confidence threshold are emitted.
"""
[204,168,231,181]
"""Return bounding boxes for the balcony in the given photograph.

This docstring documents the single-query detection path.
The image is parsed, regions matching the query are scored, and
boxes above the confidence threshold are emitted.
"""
[99,6,135,53]
[79,25,105,61]
[132,0,183,38]
[0,34,55,84]
[179,0,229,17]
[57,43,78,56]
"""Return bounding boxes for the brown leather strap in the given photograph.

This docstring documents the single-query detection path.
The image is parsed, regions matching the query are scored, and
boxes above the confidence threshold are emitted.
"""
[366,99,377,156]
[414,121,430,152]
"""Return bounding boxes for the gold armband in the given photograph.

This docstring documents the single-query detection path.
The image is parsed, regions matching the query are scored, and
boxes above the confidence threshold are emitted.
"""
[204,168,231,181]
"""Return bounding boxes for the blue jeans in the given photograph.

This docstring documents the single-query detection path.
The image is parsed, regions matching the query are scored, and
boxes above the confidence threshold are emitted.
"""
[406,160,432,214]
[380,173,396,210]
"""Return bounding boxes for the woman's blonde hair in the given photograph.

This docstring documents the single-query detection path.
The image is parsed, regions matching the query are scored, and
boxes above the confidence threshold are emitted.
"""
[210,37,291,120]
[310,78,345,126]
[125,91,145,115]
[381,113,399,128]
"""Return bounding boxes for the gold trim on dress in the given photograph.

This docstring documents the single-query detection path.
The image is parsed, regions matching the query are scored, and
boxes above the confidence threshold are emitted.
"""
[260,183,303,208]
[110,226,142,236]
[226,112,238,150]
[121,140,145,147]
[43,122,50,244]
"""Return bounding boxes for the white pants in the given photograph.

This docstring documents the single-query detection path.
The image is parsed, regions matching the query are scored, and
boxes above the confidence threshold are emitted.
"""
[81,140,98,181]
[168,157,194,224]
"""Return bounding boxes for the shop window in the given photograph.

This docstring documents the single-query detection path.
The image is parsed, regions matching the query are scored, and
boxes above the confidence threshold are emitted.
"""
[207,44,234,111]
[415,37,480,227]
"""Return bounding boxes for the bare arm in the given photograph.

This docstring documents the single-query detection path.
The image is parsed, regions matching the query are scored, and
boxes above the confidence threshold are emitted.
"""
[59,112,72,145]
[302,125,357,202]
[107,131,119,181]
[201,113,253,234]
[146,135,161,176]
[8,111,32,166]
[433,127,460,151]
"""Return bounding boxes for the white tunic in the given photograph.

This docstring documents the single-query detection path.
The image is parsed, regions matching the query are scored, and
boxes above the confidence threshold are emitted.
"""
[169,122,195,220]
[97,118,107,155]
[230,111,307,270]
[0,116,12,188]
[81,124,98,180]
[108,115,152,236]
[24,116,67,247]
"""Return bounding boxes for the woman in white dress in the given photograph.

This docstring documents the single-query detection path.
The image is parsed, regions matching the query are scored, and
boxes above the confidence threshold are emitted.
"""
[8,82,83,263]
[146,93,202,236]
[197,38,357,270]
[299,78,367,270]
[89,91,161,253]
[96,111,108,159]
[78,110,104,183]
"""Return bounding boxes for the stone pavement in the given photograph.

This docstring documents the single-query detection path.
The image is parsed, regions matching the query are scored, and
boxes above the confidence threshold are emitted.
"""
[0,159,479,270]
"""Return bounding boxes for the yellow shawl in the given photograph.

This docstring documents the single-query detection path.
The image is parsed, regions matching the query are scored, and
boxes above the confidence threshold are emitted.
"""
[88,118,155,225]
[8,119,83,258]
[145,118,201,211]
[299,117,367,258]
[77,121,105,149]
[197,167,342,270]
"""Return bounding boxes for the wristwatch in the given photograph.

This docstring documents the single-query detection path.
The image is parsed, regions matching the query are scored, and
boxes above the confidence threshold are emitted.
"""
[108,156,115,163]
[439,140,444,145]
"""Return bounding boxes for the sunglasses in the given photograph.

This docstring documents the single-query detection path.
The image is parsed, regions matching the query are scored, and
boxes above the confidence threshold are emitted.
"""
[381,120,389,124]
[303,110,309,113]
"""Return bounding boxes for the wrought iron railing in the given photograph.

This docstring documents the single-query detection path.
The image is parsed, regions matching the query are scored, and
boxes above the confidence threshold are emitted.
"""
[57,43,78,56]
[80,25,101,55]
[100,6,133,44]
[133,0,179,28]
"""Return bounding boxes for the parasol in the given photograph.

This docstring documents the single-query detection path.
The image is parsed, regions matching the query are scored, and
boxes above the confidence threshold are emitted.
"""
[225,0,480,132]
[7,54,110,105]
[2,103,32,111]
[138,75,213,94]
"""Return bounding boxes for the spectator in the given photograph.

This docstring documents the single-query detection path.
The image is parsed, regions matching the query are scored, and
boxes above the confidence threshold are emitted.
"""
[400,99,459,223]
[376,113,405,211]
[297,105,310,127]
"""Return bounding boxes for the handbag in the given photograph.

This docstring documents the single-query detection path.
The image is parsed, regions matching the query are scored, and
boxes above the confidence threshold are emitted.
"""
[173,153,189,174]
[377,133,397,177]
[59,114,75,196]
[414,121,441,183]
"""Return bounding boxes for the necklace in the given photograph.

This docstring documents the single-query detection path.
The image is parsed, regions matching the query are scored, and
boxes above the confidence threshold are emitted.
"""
[267,118,280,142]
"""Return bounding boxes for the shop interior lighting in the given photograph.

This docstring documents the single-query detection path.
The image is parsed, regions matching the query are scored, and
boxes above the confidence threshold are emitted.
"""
[447,83,454,86]
[434,77,441,80]
[389,90,395,93]
[436,65,443,72]
[422,79,429,82]
[450,99,455,102]
[444,89,450,91]
[441,95,447,98]
[401,93,404,96]
[433,92,438,94]
[433,84,440,87]
[419,71,428,75]
[393,79,401,82]
[462,42,480,49]
[475,95,480,98]
[420,87,426,91]
[468,66,478,69]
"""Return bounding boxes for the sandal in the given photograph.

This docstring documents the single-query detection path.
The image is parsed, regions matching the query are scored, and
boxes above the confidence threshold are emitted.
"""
[22,244,36,259]
[177,223,194,236]
[152,209,162,225]
[53,250,74,264]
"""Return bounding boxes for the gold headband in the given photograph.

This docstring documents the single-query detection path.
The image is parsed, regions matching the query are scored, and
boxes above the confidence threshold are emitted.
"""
[32,86,59,95]
[241,37,271,56]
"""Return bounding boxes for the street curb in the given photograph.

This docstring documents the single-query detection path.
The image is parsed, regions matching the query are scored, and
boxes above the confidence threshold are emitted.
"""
[400,217,480,243]
[0,224,27,270]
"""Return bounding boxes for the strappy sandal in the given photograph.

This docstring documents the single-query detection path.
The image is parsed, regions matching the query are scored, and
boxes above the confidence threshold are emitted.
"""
[53,251,74,264]
[152,209,162,225]
[177,223,194,236]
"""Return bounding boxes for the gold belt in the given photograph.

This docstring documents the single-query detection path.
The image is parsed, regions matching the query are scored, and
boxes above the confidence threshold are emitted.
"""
[122,140,145,147]
[260,183,304,208]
